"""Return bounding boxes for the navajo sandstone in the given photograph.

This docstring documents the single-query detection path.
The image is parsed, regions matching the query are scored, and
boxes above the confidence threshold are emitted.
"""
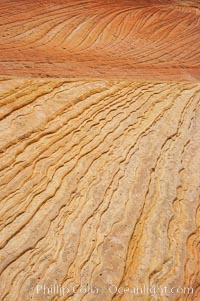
[0,1,200,301]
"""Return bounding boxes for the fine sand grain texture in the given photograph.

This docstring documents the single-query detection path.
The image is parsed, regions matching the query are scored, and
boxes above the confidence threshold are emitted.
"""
[0,78,200,301]
[0,1,200,301]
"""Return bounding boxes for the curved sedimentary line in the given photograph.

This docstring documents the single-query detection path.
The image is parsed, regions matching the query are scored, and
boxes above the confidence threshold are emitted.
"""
[61,84,184,299]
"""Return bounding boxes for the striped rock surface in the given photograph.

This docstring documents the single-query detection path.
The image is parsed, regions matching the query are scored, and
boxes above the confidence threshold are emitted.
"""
[0,0,200,80]
[0,77,200,300]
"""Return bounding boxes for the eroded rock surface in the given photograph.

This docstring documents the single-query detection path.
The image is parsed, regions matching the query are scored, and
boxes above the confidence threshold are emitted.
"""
[0,77,199,300]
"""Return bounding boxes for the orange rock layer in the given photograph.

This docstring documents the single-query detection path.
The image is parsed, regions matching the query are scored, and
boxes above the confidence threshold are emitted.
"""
[0,0,200,81]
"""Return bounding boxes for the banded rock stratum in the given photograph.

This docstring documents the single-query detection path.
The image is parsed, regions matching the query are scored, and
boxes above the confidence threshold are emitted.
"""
[0,1,200,301]
[0,0,200,81]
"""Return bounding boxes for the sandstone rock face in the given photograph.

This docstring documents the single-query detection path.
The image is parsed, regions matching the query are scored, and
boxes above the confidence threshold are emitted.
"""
[0,0,200,81]
[0,78,200,300]
[0,1,200,301]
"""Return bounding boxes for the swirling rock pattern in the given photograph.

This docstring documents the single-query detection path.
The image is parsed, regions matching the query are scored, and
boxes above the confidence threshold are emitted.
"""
[0,0,200,80]
[0,77,200,300]
[0,0,200,300]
